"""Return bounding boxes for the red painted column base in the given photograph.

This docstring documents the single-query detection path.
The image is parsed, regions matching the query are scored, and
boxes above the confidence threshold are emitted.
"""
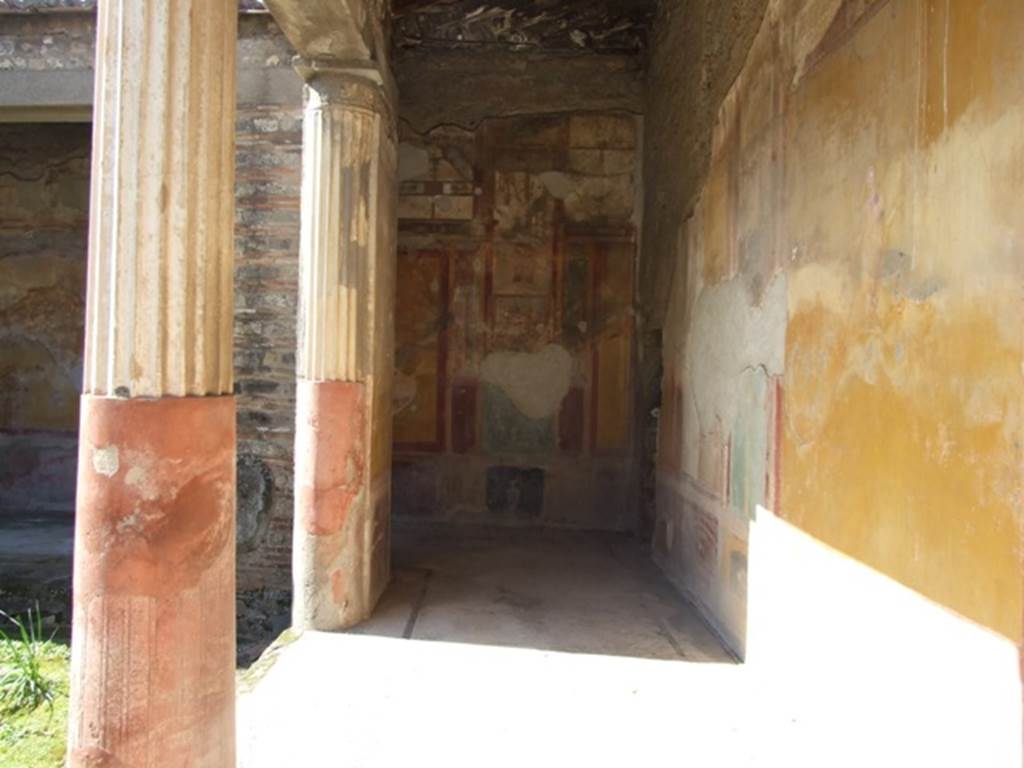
[293,379,386,630]
[68,395,236,768]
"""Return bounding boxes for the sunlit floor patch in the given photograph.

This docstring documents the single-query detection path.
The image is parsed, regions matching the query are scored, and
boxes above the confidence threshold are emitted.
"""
[238,522,1022,767]
[237,631,749,768]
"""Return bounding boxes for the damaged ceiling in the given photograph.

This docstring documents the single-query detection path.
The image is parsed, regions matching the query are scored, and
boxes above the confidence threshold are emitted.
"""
[0,0,654,55]
[0,1,270,11]
[391,0,656,54]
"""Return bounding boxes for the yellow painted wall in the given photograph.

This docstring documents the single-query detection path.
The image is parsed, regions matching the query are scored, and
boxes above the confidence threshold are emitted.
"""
[657,0,1023,645]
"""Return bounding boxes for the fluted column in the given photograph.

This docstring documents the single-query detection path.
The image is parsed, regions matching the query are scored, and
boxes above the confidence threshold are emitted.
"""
[68,2,238,766]
[293,62,397,630]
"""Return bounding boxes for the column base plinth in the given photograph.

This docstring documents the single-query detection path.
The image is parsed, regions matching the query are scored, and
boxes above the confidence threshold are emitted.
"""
[69,395,236,768]
[293,379,386,630]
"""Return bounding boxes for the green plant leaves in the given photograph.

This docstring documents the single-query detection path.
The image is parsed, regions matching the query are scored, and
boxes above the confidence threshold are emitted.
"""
[0,604,61,715]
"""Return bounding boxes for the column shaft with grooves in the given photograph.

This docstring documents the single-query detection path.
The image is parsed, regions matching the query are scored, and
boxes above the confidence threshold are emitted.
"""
[298,72,388,382]
[69,3,238,767]
[293,66,397,630]
[84,0,237,398]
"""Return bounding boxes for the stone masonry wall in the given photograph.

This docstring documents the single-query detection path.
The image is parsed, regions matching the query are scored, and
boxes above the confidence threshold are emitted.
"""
[0,11,304,591]
[233,57,302,591]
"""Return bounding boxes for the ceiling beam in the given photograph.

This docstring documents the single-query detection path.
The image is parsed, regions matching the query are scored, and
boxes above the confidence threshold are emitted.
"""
[263,0,388,63]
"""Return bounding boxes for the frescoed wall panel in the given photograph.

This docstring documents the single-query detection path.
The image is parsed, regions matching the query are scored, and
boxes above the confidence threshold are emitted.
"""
[392,113,640,529]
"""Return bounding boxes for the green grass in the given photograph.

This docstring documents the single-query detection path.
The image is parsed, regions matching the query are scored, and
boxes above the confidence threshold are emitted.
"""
[0,609,69,768]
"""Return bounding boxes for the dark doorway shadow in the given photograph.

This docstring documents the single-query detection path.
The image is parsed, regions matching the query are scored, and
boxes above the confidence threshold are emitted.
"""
[347,520,735,663]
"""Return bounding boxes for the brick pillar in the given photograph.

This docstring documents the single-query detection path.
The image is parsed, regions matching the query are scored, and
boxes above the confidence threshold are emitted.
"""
[68,2,238,766]
[292,62,397,630]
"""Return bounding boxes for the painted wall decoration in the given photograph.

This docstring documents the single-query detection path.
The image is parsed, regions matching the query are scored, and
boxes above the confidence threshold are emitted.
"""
[653,0,1024,654]
[0,123,90,512]
[392,113,640,528]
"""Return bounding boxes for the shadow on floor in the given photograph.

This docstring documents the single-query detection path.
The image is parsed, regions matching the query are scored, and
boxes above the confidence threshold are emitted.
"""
[349,521,734,663]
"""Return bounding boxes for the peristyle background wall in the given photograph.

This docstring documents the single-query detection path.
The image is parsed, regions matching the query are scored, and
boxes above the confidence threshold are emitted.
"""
[0,123,89,512]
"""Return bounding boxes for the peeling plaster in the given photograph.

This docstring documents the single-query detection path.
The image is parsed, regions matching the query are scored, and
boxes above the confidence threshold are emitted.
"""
[685,273,786,434]
[123,452,162,501]
[392,0,655,54]
[480,344,573,420]
[91,445,119,477]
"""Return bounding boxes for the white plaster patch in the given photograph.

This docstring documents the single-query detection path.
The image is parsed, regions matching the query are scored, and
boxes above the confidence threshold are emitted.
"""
[481,344,573,419]
[92,446,119,478]
[686,273,787,434]
[124,459,162,502]
[125,466,146,487]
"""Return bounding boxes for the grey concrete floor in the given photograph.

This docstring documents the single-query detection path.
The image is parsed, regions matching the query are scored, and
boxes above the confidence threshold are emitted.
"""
[351,522,732,662]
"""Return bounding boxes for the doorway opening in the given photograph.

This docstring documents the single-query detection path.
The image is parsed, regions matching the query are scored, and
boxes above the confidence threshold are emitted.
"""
[0,121,90,632]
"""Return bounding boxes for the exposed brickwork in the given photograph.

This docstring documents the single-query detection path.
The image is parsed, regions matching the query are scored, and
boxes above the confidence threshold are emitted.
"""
[234,14,302,590]
[234,97,302,589]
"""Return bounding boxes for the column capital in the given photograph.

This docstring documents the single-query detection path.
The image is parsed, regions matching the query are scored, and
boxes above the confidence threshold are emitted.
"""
[295,57,396,126]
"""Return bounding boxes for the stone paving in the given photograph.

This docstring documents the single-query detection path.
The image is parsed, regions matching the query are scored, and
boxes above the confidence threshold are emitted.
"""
[238,523,1021,767]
